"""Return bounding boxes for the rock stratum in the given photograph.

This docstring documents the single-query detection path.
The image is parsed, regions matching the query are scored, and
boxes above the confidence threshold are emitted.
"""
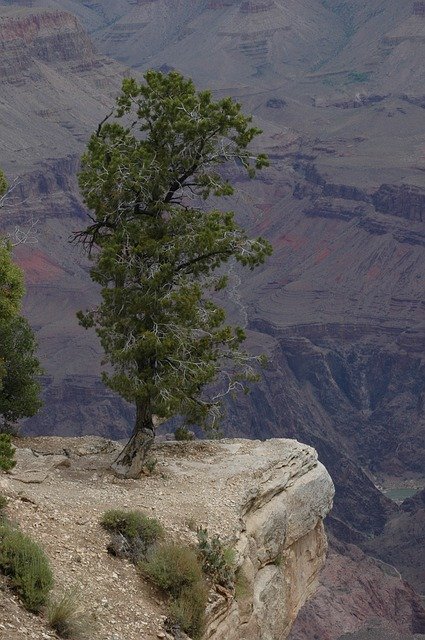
[0,436,334,640]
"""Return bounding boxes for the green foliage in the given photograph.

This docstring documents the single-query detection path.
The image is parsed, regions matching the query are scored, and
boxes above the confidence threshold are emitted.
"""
[0,522,53,612]
[142,542,208,637]
[142,543,208,638]
[101,509,163,542]
[174,426,195,441]
[141,543,203,597]
[144,456,157,474]
[100,509,163,562]
[346,71,370,84]
[48,587,93,639]
[0,170,7,198]
[169,580,208,639]
[0,188,42,432]
[0,316,42,433]
[0,242,25,324]
[196,526,235,588]
[0,434,16,471]
[77,70,272,441]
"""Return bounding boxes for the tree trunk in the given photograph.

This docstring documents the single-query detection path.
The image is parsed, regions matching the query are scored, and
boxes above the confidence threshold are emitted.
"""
[111,401,154,478]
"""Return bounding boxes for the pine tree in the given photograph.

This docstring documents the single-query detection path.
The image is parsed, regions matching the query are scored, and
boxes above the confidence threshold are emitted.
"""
[77,71,272,477]
[0,170,42,433]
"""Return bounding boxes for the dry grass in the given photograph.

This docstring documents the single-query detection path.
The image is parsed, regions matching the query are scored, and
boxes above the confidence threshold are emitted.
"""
[47,588,94,639]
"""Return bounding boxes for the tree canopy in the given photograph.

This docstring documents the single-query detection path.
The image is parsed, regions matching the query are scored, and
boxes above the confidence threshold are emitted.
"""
[77,71,272,477]
[0,170,42,433]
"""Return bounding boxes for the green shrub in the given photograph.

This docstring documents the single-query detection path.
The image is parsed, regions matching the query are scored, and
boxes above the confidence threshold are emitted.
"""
[0,433,16,471]
[141,543,203,598]
[0,522,53,611]
[48,587,93,638]
[346,71,370,84]
[0,494,7,512]
[169,580,208,640]
[100,509,163,542]
[143,543,208,639]
[100,509,163,563]
[197,527,235,588]
[174,427,195,441]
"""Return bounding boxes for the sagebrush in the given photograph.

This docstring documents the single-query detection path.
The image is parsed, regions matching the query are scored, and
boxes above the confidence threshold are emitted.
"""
[100,509,163,563]
[0,522,53,611]
[141,543,208,639]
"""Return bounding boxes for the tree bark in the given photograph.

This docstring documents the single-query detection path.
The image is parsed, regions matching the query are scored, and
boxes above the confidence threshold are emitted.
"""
[111,401,154,478]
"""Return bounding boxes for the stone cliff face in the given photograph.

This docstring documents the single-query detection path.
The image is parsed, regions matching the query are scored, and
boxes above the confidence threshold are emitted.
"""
[0,8,94,79]
[203,440,333,640]
[1,436,334,640]
[288,536,425,640]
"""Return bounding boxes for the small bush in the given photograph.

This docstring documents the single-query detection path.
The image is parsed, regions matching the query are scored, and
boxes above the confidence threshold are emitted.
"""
[141,543,203,598]
[0,494,7,512]
[174,427,195,442]
[100,509,163,542]
[100,509,163,563]
[0,434,16,472]
[0,522,53,611]
[48,588,93,639]
[169,580,208,639]
[186,517,198,532]
[197,527,235,588]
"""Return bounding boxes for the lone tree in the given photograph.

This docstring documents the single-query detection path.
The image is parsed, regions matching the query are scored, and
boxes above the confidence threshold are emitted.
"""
[77,71,272,478]
[0,170,42,433]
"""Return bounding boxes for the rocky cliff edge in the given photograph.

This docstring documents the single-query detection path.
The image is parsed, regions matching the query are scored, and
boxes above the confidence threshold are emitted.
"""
[0,436,334,640]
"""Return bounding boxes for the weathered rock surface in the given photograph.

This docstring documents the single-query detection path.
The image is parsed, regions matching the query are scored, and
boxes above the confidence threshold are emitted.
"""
[361,488,425,594]
[201,440,333,640]
[0,436,334,640]
[288,536,425,640]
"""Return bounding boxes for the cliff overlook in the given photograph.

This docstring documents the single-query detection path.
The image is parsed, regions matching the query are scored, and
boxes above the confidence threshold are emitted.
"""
[0,436,334,640]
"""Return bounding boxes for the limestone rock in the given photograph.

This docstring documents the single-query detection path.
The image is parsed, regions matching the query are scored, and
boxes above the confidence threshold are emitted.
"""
[195,438,334,640]
[9,448,69,483]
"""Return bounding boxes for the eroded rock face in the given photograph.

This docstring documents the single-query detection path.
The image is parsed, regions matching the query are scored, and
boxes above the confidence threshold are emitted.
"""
[199,439,334,640]
[288,537,425,640]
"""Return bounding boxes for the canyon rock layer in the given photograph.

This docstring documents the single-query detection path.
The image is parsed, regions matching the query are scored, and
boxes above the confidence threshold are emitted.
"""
[0,1,424,637]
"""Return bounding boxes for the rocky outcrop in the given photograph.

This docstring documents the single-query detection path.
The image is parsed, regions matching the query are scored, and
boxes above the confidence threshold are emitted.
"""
[294,160,425,224]
[0,8,95,79]
[288,537,425,640]
[203,439,333,640]
[372,184,425,222]
[362,487,425,594]
[1,436,334,640]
